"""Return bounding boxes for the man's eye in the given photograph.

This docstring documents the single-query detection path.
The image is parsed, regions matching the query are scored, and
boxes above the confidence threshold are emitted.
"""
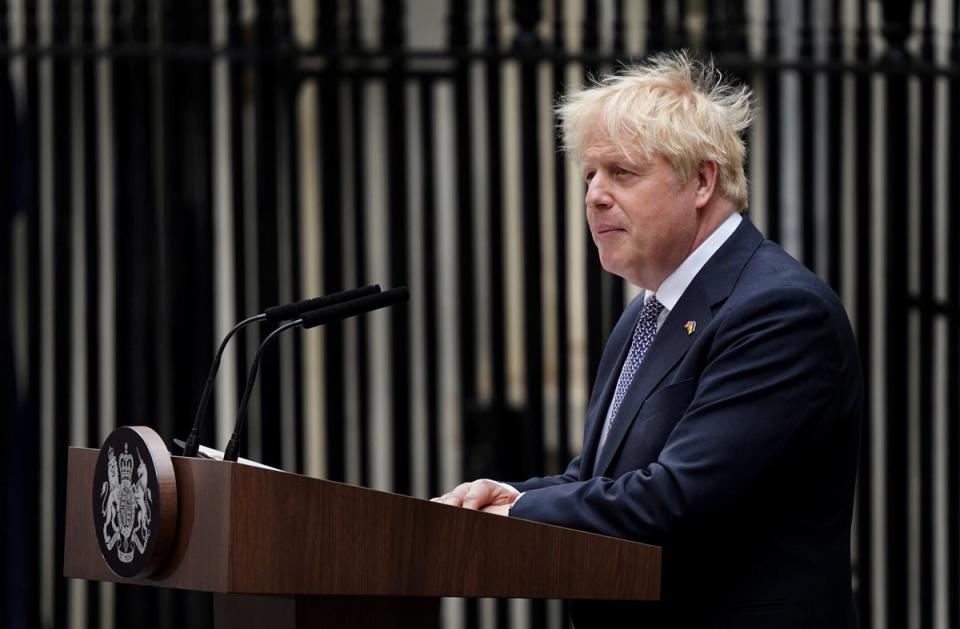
[614,167,631,177]
[584,171,595,182]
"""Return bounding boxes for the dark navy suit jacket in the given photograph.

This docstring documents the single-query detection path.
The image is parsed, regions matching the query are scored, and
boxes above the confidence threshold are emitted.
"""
[509,218,862,629]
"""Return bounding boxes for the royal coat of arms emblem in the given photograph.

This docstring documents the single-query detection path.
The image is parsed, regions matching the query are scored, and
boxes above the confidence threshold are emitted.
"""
[92,426,177,578]
[100,443,152,563]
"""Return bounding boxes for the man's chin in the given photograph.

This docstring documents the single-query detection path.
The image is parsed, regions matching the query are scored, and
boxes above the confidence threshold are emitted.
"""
[597,251,624,274]
[597,256,643,287]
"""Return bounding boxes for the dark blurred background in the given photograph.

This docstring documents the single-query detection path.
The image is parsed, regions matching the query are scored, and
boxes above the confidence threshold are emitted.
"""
[3,0,959,628]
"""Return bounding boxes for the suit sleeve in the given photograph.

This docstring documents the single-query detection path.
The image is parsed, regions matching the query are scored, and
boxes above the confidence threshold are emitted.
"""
[507,455,582,492]
[508,286,859,542]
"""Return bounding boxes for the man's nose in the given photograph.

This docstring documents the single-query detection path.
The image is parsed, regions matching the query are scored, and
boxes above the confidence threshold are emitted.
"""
[585,174,612,210]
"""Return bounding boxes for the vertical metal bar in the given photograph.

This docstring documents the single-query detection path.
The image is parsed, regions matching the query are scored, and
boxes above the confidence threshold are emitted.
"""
[1,0,26,620]
[704,0,722,52]
[319,0,346,482]
[826,0,843,292]
[512,7,545,628]
[348,0,372,487]
[226,0,249,457]
[196,0,216,459]
[512,0,545,481]
[485,0,506,412]
[280,0,303,473]
[283,0,306,475]
[764,0,781,243]
[113,0,158,464]
[251,0,282,467]
[724,0,750,180]
[162,0,178,426]
[725,0,748,56]
[150,0,172,467]
[673,0,689,49]
[419,76,440,498]
[51,1,72,625]
[22,1,42,623]
[612,0,625,55]
[382,0,411,494]
[464,6,480,629]
[447,0,471,497]
[165,0,211,462]
[798,0,815,270]
[483,4,506,624]
[582,0,604,387]
[450,0,476,469]
[880,2,913,627]
[112,0,159,621]
[646,0,666,53]
[552,0,570,477]
[0,18,23,615]
[552,6,571,627]
[917,4,935,628]
[853,1,873,625]
[269,0,301,473]
[78,0,101,622]
[71,0,100,625]
[273,0,291,47]
[153,0,180,611]
[0,0,9,602]
[0,7,9,569]
[948,3,960,627]
[607,268,625,332]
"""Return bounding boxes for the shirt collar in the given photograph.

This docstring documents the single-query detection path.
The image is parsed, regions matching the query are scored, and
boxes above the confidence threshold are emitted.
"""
[647,212,742,310]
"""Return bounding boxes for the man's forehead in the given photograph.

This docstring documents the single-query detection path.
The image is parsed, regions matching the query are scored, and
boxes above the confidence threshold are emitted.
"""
[580,140,650,166]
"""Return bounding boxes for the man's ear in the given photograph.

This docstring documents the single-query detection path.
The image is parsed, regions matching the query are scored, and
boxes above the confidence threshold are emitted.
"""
[694,160,719,209]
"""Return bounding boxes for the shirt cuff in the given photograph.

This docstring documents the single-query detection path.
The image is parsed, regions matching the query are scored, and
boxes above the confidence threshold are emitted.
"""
[478,479,524,514]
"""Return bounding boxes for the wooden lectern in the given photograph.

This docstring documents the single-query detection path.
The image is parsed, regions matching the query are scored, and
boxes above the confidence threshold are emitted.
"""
[64,446,661,628]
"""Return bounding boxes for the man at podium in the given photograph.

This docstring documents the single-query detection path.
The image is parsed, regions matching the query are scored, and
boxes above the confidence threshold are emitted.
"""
[435,51,862,629]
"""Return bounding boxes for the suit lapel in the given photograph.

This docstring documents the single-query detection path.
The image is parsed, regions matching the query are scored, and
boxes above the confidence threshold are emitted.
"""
[592,217,765,477]
[579,297,645,476]
[592,288,712,476]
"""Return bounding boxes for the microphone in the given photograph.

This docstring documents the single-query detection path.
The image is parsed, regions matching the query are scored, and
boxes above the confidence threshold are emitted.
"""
[222,286,409,462]
[181,284,381,457]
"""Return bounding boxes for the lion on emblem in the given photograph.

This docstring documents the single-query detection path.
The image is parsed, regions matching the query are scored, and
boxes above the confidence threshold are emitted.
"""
[131,452,152,553]
[100,447,121,551]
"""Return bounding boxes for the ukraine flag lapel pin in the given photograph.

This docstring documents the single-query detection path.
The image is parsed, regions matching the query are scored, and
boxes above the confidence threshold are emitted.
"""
[684,320,697,335]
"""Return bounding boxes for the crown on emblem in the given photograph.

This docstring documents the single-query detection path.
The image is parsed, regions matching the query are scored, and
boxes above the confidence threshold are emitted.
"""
[118,443,135,482]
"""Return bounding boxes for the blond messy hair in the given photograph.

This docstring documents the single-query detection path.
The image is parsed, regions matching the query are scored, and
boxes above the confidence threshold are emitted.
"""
[558,50,755,210]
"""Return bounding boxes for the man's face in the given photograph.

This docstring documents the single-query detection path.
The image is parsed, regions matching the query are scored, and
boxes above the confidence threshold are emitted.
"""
[581,141,702,290]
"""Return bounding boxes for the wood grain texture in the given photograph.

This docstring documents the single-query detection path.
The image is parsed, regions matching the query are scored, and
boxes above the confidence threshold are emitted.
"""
[65,446,660,601]
[227,463,660,599]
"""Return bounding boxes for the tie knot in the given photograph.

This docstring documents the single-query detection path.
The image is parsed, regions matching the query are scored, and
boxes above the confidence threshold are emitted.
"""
[640,296,665,321]
[631,296,664,343]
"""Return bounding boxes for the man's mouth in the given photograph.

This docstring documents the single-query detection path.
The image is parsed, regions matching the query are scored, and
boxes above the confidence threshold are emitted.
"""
[595,225,626,238]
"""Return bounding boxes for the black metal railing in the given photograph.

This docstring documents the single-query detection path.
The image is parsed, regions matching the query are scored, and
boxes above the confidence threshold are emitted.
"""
[3,2,959,629]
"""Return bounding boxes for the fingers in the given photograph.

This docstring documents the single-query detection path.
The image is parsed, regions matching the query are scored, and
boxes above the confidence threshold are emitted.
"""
[432,480,518,511]
[431,481,494,509]
[461,480,498,510]
[480,504,510,517]
[430,482,472,507]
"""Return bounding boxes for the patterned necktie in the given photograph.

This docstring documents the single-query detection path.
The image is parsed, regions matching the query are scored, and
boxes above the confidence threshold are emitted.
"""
[597,296,665,453]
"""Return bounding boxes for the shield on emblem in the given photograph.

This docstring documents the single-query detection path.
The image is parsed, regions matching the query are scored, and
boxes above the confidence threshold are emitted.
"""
[119,482,135,539]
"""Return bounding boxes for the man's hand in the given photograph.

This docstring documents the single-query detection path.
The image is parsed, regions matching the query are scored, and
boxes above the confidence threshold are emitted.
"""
[431,479,519,515]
